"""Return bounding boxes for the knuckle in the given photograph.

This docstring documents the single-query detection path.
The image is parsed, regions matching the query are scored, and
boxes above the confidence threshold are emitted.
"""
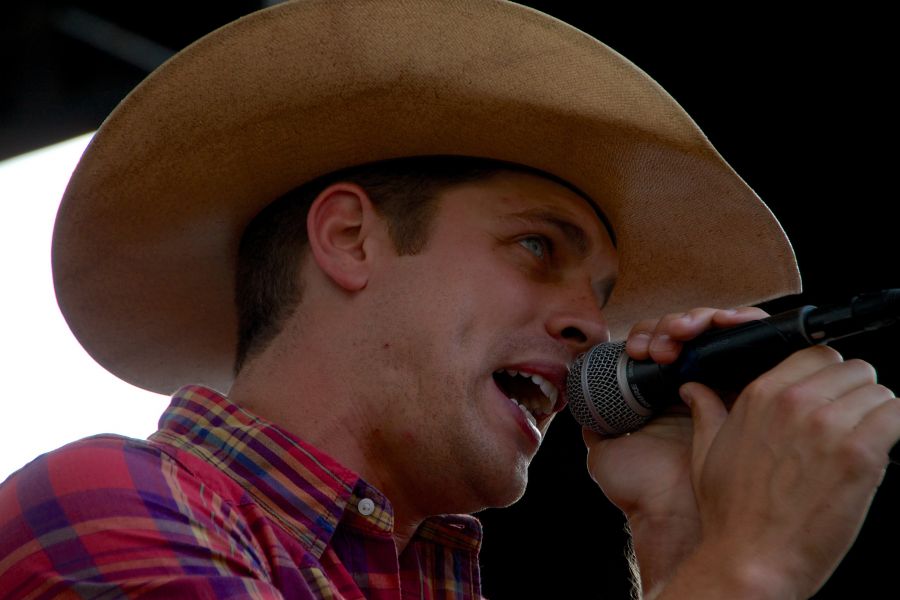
[778,381,815,410]
[836,437,883,473]
[743,374,786,404]
[807,344,844,364]
[880,396,900,418]
[630,319,658,336]
[871,383,894,400]
[741,376,768,399]
[738,305,769,317]
[844,358,878,382]
[655,313,684,332]
[709,306,768,328]
[658,311,691,330]
[807,405,840,436]
[686,307,716,320]
[728,306,769,321]
[779,381,808,403]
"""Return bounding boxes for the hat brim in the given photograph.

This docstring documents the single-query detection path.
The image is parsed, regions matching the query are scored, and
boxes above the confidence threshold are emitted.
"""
[52,0,800,395]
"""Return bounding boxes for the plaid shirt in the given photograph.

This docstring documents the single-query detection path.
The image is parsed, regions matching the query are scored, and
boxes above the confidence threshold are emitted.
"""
[0,385,483,599]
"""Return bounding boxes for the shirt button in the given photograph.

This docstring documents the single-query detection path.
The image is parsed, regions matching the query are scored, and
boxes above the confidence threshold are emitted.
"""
[358,498,375,516]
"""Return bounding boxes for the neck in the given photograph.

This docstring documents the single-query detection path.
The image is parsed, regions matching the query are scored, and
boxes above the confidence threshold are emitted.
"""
[228,325,434,556]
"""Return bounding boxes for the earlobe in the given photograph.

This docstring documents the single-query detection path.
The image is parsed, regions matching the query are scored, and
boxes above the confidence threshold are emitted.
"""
[306,183,377,292]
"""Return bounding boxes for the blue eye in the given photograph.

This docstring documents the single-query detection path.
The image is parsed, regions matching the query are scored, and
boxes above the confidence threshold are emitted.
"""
[519,236,548,259]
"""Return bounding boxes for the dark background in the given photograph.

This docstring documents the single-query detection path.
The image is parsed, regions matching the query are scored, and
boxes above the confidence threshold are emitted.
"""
[3,2,896,598]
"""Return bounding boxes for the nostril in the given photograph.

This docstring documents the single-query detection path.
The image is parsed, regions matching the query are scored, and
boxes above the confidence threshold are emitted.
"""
[561,326,587,344]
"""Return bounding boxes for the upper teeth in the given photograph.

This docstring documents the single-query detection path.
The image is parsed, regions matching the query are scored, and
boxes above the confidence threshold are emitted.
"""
[498,369,559,417]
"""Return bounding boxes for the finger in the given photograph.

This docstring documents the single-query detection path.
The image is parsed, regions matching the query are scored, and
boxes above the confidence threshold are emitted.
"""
[626,310,721,360]
[626,306,770,363]
[773,358,877,417]
[645,311,703,363]
[735,345,846,423]
[830,382,895,421]
[707,306,769,329]
[681,382,728,485]
[630,309,720,364]
[802,383,897,451]
[671,305,767,331]
[800,358,880,403]
[648,307,770,364]
[852,396,900,461]
[662,306,769,341]
[582,427,617,487]
[582,426,620,451]
[748,345,846,397]
[626,318,663,360]
[582,427,606,446]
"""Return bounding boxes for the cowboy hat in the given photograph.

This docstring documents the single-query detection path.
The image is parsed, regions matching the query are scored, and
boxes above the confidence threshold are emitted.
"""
[52,0,800,395]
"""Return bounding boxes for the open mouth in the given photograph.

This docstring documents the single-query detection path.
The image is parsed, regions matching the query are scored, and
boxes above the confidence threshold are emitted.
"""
[492,369,560,430]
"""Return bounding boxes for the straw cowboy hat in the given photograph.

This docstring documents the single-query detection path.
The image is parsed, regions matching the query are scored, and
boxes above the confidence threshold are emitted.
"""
[51,0,800,395]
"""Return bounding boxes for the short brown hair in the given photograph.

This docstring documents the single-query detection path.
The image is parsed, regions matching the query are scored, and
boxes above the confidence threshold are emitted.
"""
[234,156,610,373]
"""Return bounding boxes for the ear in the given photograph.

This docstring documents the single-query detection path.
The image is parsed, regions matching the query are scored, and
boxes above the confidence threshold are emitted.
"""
[306,182,382,292]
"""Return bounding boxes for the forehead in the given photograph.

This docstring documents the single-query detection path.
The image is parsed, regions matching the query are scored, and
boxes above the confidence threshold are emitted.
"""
[438,170,615,251]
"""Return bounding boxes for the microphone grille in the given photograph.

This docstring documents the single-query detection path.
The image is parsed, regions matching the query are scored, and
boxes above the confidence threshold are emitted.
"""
[566,341,651,436]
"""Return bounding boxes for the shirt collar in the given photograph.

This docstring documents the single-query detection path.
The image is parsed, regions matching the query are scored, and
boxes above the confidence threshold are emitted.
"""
[150,385,481,556]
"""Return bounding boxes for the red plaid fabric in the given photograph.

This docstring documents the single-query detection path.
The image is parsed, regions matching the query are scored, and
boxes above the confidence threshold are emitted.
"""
[0,385,483,599]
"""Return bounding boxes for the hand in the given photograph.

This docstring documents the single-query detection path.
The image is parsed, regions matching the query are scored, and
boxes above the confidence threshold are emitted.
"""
[582,307,771,595]
[583,306,900,598]
[583,307,769,520]
[682,345,900,597]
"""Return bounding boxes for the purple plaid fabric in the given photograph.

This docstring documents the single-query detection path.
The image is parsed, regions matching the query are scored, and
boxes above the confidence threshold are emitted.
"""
[0,385,483,599]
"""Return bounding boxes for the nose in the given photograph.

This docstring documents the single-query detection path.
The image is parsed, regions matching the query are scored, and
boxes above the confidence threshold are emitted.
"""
[544,293,610,355]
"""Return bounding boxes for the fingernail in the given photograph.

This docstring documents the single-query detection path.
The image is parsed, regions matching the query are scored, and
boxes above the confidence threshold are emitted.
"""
[650,333,672,352]
[680,385,693,407]
[631,332,651,348]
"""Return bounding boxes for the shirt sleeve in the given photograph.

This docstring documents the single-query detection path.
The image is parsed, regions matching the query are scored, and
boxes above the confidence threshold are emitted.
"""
[0,435,312,599]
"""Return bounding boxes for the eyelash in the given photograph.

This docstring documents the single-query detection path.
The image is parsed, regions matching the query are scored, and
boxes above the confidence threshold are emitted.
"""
[518,235,553,261]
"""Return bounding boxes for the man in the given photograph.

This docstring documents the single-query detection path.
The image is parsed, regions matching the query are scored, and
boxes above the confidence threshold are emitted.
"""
[2,1,898,599]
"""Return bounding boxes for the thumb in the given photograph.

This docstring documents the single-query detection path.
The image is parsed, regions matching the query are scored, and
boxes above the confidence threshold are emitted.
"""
[680,382,728,484]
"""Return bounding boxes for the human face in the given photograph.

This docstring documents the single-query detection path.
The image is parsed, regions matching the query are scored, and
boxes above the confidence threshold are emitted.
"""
[363,171,617,513]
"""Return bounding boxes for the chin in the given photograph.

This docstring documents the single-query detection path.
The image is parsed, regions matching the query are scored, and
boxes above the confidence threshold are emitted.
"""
[495,485,528,509]
[475,470,530,511]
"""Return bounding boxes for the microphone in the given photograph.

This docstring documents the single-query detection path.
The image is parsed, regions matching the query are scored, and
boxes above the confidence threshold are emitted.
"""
[567,289,900,436]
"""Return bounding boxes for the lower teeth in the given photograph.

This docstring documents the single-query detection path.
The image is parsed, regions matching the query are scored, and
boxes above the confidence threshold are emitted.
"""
[518,403,539,429]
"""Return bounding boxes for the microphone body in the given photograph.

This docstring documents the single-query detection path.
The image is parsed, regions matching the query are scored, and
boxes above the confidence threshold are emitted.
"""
[567,289,900,436]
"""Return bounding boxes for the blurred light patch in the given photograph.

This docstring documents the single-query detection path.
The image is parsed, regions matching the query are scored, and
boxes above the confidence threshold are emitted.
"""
[0,133,170,482]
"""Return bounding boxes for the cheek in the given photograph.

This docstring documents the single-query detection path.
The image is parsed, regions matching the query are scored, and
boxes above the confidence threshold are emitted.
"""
[477,268,547,323]
[387,250,542,366]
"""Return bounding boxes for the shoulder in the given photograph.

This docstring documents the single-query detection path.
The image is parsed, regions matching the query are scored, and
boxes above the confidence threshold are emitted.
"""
[1,434,166,517]
[0,433,226,519]
[0,434,279,599]
[5,433,162,483]
[2,432,252,511]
